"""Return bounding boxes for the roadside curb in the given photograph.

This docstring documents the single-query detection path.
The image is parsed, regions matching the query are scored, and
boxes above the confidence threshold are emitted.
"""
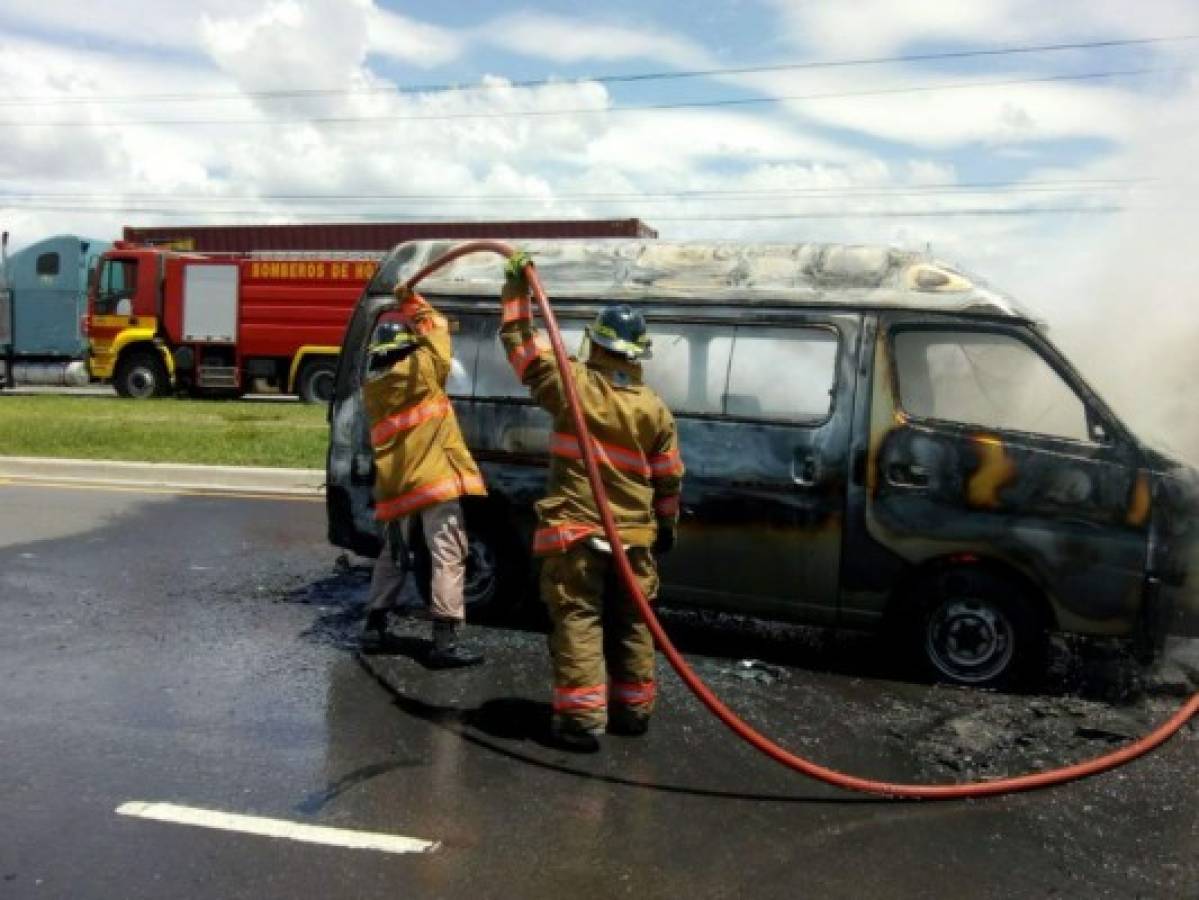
[0,456,325,497]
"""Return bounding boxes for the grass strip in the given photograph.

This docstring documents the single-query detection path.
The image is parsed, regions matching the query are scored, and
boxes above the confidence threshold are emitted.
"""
[0,395,327,469]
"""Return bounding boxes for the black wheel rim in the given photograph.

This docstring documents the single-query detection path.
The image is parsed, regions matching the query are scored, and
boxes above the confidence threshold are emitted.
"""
[463,536,498,607]
[925,597,1015,683]
[310,370,334,403]
[127,366,157,399]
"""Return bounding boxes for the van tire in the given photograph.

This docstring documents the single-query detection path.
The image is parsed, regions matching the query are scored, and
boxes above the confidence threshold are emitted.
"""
[909,567,1048,690]
[297,358,337,404]
[114,351,169,399]
[412,513,526,619]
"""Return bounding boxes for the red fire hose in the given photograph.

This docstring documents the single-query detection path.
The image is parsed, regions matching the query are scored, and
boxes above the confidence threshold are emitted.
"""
[400,240,1199,800]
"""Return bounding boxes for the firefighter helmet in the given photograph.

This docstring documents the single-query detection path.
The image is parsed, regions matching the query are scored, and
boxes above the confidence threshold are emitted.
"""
[587,304,651,360]
[368,320,417,369]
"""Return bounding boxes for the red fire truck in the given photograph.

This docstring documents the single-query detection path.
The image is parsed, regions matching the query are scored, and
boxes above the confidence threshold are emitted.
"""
[87,243,380,402]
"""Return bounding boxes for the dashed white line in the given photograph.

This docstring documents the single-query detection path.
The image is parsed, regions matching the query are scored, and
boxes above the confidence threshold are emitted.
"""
[116,801,439,855]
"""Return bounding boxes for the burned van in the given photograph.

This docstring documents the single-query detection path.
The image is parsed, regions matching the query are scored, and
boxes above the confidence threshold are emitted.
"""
[326,240,1199,687]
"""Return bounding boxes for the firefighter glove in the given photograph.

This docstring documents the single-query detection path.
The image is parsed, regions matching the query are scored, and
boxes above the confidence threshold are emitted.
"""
[503,251,533,294]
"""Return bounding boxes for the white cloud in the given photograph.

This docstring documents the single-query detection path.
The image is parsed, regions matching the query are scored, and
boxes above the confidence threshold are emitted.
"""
[199,0,371,106]
[0,0,242,52]
[480,11,712,67]
[367,7,464,67]
[791,76,1141,148]
[583,109,866,172]
[764,0,1199,57]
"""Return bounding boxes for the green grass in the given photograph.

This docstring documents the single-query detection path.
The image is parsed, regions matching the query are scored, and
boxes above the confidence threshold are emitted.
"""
[0,396,328,468]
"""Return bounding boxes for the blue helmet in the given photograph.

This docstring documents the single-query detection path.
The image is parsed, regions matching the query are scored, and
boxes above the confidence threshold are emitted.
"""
[587,304,651,360]
[368,320,417,368]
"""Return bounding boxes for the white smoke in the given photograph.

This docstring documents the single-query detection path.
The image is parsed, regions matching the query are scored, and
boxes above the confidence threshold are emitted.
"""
[1016,74,1199,464]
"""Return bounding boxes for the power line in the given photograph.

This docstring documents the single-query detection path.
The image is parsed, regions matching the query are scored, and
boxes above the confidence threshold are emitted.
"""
[4,67,1181,128]
[0,203,1135,220]
[0,177,1155,204]
[2,33,1194,107]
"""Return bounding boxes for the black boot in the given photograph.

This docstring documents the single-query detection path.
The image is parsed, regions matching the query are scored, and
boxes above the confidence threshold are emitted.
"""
[426,620,484,669]
[550,717,602,753]
[361,609,390,650]
[608,706,650,737]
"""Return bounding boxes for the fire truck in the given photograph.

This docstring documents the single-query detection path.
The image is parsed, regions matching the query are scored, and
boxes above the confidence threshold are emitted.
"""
[87,243,380,402]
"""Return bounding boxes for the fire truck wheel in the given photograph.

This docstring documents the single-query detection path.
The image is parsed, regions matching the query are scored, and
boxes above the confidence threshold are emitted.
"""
[297,358,337,404]
[115,351,169,399]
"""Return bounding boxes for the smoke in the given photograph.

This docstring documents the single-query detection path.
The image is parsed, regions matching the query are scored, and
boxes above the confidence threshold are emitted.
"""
[1013,76,1199,465]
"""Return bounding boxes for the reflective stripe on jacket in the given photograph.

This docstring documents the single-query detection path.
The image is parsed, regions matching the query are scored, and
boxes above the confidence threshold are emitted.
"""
[364,294,486,521]
[500,284,683,555]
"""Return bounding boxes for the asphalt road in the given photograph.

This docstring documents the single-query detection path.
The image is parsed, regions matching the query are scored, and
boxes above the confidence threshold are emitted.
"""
[0,482,1195,899]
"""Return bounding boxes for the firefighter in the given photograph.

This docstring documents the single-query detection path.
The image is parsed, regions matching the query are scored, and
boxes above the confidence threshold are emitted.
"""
[362,288,486,669]
[500,252,684,752]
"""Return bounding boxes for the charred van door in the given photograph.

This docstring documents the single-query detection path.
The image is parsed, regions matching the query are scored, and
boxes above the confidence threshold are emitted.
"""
[865,316,1147,640]
[655,314,859,622]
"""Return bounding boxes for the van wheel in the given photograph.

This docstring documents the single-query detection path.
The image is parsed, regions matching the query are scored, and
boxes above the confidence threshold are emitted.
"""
[911,568,1047,689]
[297,358,336,404]
[115,351,169,399]
[413,516,525,618]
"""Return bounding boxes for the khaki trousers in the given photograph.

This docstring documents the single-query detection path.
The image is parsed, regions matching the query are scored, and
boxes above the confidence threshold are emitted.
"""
[368,499,469,622]
[539,542,659,729]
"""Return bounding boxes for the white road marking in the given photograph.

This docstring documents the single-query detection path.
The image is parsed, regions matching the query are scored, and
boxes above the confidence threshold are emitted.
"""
[115,802,439,855]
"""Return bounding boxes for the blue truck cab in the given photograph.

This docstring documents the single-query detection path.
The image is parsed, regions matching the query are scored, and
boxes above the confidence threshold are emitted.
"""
[0,233,109,388]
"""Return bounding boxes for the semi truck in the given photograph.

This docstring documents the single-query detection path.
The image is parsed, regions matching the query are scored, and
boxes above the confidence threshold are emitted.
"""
[87,243,380,402]
[0,233,109,389]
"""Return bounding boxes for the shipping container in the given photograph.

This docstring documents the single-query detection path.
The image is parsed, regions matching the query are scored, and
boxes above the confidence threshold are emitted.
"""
[122,219,657,253]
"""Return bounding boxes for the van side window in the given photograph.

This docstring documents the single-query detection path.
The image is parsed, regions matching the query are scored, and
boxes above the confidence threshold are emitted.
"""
[474,319,732,414]
[894,329,1090,442]
[725,326,839,421]
[641,325,732,415]
[475,320,588,398]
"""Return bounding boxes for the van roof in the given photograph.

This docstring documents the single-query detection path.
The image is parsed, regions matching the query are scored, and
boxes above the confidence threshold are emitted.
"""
[383,239,1036,320]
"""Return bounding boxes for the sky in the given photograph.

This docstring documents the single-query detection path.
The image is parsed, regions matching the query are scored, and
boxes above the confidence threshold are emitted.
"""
[1,0,1197,454]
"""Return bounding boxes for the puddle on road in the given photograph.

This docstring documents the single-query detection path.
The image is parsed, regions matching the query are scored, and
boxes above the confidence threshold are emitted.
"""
[276,554,1198,784]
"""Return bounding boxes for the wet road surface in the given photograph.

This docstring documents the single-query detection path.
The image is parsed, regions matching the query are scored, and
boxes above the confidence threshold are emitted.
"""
[0,482,1195,899]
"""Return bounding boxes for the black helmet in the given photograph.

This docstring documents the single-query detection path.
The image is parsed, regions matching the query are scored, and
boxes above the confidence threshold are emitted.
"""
[587,304,651,360]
